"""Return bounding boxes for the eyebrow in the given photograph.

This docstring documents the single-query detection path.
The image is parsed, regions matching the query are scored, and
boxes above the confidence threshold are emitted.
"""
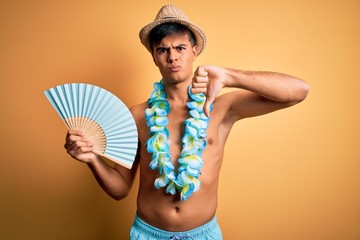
[155,43,188,52]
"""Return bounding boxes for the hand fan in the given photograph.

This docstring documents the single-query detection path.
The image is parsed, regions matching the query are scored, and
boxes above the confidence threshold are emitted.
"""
[44,83,138,169]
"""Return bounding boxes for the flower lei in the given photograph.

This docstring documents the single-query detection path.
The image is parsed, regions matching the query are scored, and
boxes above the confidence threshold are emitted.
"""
[145,80,211,201]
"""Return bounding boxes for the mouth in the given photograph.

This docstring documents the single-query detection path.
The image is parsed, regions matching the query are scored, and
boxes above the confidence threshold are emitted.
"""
[169,65,181,72]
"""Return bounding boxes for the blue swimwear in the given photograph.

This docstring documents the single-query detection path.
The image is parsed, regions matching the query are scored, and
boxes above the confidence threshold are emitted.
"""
[130,214,223,240]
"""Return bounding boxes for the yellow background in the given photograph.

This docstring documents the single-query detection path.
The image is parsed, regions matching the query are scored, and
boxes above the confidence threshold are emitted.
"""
[1,0,359,239]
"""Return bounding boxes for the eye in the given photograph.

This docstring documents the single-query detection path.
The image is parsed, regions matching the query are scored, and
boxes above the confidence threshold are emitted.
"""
[176,46,185,51]
[157,48,168,54]
[156,48,166,54]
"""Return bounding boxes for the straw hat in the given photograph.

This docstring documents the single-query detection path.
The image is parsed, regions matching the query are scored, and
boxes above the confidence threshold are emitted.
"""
[139,4,207,56]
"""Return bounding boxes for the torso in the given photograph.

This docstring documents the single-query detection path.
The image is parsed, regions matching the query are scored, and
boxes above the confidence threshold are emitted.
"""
[131,94,234,231]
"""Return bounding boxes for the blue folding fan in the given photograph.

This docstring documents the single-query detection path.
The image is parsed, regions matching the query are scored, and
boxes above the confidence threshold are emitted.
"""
[44,83,138,169]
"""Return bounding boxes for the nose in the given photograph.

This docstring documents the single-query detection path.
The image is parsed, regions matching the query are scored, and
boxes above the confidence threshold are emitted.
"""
[167,48,178,63]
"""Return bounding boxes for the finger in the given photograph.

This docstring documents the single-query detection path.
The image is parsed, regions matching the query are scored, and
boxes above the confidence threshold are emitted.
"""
[67,143,94,158]
[196,65,207,77]
[68,147,95,162]
[65,137,94,151]
[65,130,84,145]
[64,134,82,148]
[192,81,207,88]
[193,76,208,84]
[203,100,211,117]
[191,87,207,94]
[204,96,215,117]
[71,145,94,155]
[67,129,84,137]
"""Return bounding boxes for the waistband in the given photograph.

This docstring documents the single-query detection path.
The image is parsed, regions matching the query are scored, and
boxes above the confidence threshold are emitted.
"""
[132,214,219,239]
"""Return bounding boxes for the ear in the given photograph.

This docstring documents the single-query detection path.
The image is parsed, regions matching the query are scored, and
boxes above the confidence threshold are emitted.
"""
[192,45,198,60]
[152,55,158,67]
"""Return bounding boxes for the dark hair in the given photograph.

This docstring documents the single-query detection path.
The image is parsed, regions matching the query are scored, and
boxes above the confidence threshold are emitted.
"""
[148,23,196,52]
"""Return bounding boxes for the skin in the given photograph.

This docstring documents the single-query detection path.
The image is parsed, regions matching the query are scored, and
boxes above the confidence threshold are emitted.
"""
[64,32,309,232]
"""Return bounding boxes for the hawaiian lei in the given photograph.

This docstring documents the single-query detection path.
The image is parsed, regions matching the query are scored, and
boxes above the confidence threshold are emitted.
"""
[145,80,211,201]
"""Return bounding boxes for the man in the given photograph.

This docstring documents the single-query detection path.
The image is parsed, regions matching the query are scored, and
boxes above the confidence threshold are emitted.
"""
[64,4,309,239]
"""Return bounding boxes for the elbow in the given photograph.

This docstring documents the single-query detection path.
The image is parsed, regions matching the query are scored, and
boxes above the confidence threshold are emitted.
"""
[109,187,131,201]
[111,191,129,201]
[296,81,310,103]
[287,80,310,104]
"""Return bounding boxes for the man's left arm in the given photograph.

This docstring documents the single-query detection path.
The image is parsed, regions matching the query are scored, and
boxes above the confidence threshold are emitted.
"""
[191,65,309,119]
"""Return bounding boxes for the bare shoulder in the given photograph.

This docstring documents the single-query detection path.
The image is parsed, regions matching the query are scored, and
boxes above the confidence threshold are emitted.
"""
[130,102,147,121]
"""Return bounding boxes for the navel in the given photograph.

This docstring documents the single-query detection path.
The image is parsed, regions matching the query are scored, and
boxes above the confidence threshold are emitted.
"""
[174,206,180,212]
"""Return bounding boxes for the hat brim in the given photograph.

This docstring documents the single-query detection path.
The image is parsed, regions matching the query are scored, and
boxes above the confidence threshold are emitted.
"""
[139,18,206,56]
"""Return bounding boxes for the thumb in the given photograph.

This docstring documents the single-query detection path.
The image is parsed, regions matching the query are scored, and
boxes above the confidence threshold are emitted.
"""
[197,65,207,77]
[203,95,214,118]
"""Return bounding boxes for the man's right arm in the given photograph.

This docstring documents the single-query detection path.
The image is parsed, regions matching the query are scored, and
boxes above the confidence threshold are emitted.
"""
[64,129,139,200]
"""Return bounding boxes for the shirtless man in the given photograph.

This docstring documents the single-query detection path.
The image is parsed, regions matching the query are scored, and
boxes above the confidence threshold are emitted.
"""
[64,5,309,239]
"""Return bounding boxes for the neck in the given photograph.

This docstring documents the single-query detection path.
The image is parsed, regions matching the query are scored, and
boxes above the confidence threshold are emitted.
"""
[163,79,191,104]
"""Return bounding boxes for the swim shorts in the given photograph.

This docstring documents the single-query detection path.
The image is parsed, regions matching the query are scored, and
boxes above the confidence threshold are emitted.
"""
[130,214,223,240]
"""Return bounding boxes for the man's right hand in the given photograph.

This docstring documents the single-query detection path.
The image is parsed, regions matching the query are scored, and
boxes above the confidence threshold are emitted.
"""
[64,129,98,164]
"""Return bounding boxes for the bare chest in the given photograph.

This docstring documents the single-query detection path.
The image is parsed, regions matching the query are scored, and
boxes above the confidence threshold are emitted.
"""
[166,108,189,160]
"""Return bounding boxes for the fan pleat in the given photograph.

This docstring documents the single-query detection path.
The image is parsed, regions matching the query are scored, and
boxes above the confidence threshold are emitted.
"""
[44,83,138,169]
[47,89,66,119]
[99,105,128,127]
[106,130,137,139]
[104,150,135,162]
[104,122,135,136]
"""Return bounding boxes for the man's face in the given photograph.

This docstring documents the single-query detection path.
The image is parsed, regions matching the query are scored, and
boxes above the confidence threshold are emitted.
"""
[152,33,198,83]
